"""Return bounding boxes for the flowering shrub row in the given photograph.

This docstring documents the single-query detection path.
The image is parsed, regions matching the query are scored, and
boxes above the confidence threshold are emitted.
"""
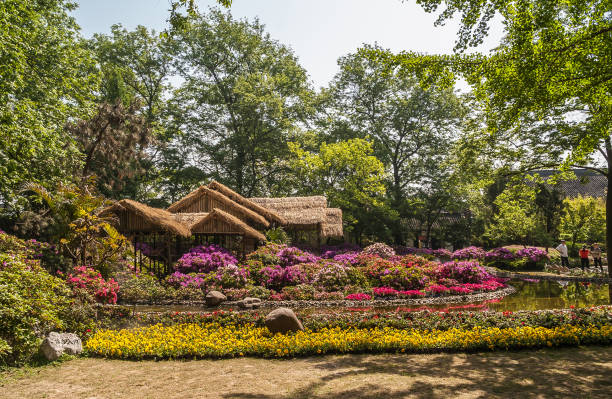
[85,322,612,359]
[141,243,507,302]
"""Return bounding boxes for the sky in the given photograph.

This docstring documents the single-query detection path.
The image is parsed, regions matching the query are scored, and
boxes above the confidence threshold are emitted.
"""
[72,0,505,90]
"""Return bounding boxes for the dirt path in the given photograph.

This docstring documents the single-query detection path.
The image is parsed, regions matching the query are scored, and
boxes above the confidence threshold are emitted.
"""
[2,346,611,399]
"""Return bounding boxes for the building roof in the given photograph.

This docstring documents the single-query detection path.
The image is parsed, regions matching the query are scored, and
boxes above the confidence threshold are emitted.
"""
[530,169,607,198]
[167,185,270,227]
[249,196,328,227]
[208,180,287,225]
[100,199,192,238]
[190,208,266,241]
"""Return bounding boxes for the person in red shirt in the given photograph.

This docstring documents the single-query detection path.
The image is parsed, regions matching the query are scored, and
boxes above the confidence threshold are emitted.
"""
[579,245,590,271]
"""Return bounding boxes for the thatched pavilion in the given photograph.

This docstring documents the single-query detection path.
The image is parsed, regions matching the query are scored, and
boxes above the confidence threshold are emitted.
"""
[249,196,344,245]
[103,182,344,277]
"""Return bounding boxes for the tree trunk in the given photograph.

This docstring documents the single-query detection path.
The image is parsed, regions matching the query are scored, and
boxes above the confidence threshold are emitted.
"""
[605,139,612,303]
[606,164,612,281]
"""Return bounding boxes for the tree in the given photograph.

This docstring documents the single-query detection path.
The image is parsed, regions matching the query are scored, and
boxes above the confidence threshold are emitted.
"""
[383,0,611,275]
[65,101,153,198]
[327,46,465,207]
[485,181,538,246]
[89,24,173,125]
[0,0,98,208]
[560,196,606,251]
[166,9,313,197]
[286,138,392,243]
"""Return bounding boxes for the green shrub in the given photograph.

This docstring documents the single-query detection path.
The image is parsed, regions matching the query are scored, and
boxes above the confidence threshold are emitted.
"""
[281,284,315,300]
[0,253,72,366]
[247,285,271,299]
[117,273,169,303]
[264,227,291,245]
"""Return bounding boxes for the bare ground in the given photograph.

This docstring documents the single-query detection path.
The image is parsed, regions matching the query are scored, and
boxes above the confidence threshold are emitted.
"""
[1,346,611,399]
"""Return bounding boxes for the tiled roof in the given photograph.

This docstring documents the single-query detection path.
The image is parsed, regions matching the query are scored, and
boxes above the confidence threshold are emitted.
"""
[530,169,607,198]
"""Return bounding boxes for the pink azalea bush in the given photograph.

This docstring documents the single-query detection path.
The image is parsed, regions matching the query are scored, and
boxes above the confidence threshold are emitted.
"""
[436,261,491,284]
[452,246,486,260]
[372,286,398,297]
[165,272,208,289]
[345,293,372,301]
[66,266,119,304]
[363,242,396,259]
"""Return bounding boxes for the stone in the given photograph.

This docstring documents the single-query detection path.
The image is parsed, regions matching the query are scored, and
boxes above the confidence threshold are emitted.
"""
[265,308,303,334]
[238,297,261,309]
[40,332,82,361]
[206,290,227,307]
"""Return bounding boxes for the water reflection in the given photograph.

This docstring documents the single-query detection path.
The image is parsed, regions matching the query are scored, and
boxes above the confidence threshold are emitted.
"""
[131,280,610,315]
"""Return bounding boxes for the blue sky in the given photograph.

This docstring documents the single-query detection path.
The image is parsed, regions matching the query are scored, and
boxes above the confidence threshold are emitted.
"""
[72,0,504,89]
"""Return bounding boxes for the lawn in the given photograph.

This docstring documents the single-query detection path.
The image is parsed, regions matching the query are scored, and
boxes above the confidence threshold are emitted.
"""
[2,347,611,399]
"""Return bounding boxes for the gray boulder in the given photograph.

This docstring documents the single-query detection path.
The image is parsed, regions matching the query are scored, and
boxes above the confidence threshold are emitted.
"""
[238,297,261,309]
[265,308,303,334]
[206,290,227,307]
[40,332,82,361]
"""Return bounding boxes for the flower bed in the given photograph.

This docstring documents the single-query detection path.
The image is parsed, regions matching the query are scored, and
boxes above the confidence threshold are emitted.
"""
[85,322,612,359]
[122,243,512,304]
[108,305,612,333]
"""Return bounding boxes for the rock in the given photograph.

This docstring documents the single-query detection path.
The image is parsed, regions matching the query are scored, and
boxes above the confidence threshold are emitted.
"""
[206,290,227,307]
[265,308,303,334]
[40,332,82,361]
[238,297,261,309]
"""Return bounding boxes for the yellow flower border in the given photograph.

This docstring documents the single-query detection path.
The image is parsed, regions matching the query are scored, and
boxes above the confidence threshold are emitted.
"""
[85,323,612,359]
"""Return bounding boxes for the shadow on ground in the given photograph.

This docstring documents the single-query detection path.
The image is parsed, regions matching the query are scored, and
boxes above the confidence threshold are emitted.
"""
[2,346,611,399]
[222,347,612,399]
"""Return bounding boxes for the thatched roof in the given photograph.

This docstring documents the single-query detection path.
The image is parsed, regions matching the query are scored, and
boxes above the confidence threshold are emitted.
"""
[321,208,344,238]
[167,186,270,227]
[208,180,287,225]
[100,199,192,238]
[249,196,328,227]
[170,212,209,228]
[190,208,266,241]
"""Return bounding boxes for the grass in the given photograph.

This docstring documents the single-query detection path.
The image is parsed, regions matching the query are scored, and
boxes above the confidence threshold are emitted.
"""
[1,347,611,398]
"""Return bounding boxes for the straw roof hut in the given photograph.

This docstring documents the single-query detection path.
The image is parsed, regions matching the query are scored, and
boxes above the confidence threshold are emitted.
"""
[249,196,327,228]
[190,208,266,241]
[321,208,344,238]
[167,186,270,227]
[208,180,287,225]
[100,199,191,238]
[170,212,209,229]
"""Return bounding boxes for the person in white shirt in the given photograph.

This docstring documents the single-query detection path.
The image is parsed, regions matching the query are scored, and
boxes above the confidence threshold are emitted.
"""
[555,240,569,267]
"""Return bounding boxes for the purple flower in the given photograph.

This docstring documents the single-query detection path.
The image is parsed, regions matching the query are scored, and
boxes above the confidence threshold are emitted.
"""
[485,247,516,261]
[517,247,549,262]
[175,245,238,274]
[452,246,486,260]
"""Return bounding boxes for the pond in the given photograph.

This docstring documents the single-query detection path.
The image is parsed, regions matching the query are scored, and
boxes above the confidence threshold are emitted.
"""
[130,280,610,315]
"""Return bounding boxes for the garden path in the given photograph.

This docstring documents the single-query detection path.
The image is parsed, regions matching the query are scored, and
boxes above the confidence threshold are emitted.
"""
[1,346,611,398]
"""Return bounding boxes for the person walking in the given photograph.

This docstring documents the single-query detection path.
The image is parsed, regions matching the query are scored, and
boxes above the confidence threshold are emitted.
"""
[591,243,603,272]
[556,240,569,267]
[579,245,590,271]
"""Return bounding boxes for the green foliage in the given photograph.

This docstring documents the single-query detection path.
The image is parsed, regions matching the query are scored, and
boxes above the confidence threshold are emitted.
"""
[117,273,169,304]
[287,138,390,240]
[560,196,606,249]
[24,182,131,277]
[0,0,98,207]
[0,253,72,366]
[485,182,537,246]
[265,227,291,245]
[165,9,314,198]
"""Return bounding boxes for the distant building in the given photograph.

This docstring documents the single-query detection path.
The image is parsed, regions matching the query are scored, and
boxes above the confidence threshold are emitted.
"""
[529,169,607,198]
